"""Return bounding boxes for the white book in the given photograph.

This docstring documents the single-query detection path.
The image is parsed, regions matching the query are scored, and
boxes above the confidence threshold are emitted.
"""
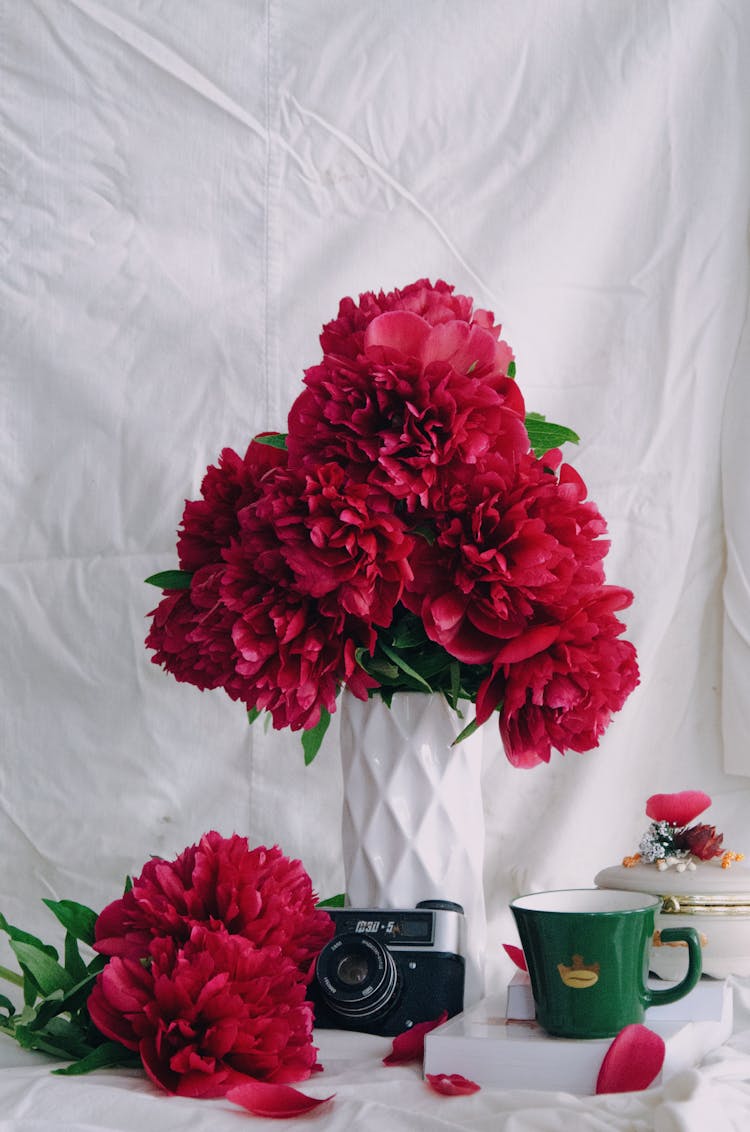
[423,984,732,1095]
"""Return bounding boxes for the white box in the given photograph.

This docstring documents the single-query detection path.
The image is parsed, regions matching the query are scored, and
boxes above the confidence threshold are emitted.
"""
[423,984,732,1095]
[505,970,731,1024]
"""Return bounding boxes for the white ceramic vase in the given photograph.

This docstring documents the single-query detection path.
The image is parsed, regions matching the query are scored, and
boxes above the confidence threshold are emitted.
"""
[338,690,486,1005]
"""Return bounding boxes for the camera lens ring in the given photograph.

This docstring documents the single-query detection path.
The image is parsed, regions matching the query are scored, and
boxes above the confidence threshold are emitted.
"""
[314,932,402,1020]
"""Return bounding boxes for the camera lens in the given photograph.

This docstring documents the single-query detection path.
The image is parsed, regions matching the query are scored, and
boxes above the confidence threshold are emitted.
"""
[336,952,370,987]
[314,933,401,1021]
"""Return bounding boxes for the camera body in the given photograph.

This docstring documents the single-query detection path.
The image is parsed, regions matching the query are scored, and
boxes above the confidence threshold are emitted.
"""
[309,900,465,1035]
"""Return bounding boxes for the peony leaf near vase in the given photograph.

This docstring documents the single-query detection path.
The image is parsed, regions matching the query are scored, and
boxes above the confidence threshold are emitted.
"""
[301,709,331,765]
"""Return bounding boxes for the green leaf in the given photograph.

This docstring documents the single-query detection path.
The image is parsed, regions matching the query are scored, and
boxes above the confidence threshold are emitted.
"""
[0,992,16,1015]
[387,615,429,649]
[53,1040,140,1076]
[507,360,516,378]
[361,658,400,681]
[524,413,579,458]
[14,1019,92,1061]
[86,953,107,976]
[10,940,75,997]
[63,933,88,983]
[377,640,433,692]
[451,716,481,747]
[447,662,461,710]
[123,876,133,895]
[42,900,97,947]
[144,570,193,590]
[410,524,436,545]
[301,709,331,766]
[0,914,58,961]
[253,432,287,450]
[316,894,346,908]
[247,707,262,725]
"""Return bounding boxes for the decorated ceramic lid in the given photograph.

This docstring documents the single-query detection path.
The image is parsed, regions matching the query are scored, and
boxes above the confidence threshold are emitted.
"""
[595,860,750,909]
[595,790,748,911]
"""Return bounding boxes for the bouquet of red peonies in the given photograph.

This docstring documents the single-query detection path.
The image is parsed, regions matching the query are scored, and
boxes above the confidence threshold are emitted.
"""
[145,279,639,768]
[0,833,336,1109]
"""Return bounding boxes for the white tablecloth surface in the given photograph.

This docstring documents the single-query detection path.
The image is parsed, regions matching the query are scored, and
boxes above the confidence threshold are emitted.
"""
[2,980,750,1131]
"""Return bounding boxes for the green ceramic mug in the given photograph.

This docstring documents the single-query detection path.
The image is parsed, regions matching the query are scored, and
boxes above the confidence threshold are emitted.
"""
[510,888,702,1038]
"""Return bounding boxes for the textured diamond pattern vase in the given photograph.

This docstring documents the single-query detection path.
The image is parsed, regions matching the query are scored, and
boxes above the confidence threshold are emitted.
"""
[339,690,486,1005]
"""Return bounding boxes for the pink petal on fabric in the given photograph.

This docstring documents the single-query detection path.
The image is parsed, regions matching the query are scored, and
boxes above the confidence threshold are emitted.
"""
[502,943,528,971]
[595,1024,665,1095]
[226,1081,335,1118]
[382,1012,449,1065]
[426,1073,481,1096]
[645,791,712,826]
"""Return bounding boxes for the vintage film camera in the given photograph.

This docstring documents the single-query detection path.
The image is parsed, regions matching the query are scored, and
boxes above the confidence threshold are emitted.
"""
[309,900,465,1035]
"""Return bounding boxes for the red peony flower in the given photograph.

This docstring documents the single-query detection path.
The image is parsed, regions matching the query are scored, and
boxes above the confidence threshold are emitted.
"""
[265,462,414,627]
[177,440,287,572]
[674,823,724,860]
[94,832,334,976]
[318,277,506,361]
[145,565,246,698]
[403,451,609,664]
[287,308,525,509]
[221,484,378,730]
[475,588,639,768]
[88,925,319,1096]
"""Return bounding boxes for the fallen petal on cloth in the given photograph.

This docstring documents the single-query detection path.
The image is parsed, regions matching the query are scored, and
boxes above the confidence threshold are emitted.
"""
[595,1024,665,1094]
[502,943,528,971]
[426,1073,481,1096]
[226,1081,335,1118]
[382,1012,449,1065]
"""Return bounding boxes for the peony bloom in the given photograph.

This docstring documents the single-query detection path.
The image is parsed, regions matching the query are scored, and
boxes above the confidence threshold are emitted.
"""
[475,588,639,768]
[403,451,609,664]
[318,277,506,361]
[145,565,245,698]
[674,823,724,860]
[88,926,319,1096]
[265,462,414,627]
[177,440,287,572]
[94,832,334,976]
[221,481,378,730]
[287,307,525,509]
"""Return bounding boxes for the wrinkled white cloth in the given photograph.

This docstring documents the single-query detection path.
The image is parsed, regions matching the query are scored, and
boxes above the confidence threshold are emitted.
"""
[2,1,750,1127]
[2,981,750,1131]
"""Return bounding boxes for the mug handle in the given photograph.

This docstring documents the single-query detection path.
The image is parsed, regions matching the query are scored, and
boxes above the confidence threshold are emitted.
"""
[643,927,703,1008]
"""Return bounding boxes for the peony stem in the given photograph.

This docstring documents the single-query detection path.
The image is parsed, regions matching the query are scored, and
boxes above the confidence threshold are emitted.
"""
[0,964,23,988]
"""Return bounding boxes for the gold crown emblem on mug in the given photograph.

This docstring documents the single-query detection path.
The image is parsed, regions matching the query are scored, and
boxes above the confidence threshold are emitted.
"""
[557,954,600,988]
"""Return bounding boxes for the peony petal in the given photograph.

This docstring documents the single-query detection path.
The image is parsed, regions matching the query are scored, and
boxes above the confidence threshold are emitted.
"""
[502,943,528,971]
[493,624,560,664]
[426,1073,481,1096]
[363,310,431,359]
[645,791,712,826]
[382,1012,449,1065]
[595,1024,665,1095]
[226,1081,335,1118]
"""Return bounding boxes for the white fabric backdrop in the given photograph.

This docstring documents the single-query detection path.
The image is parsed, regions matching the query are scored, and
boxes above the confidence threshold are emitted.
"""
[2,1,750,1127]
